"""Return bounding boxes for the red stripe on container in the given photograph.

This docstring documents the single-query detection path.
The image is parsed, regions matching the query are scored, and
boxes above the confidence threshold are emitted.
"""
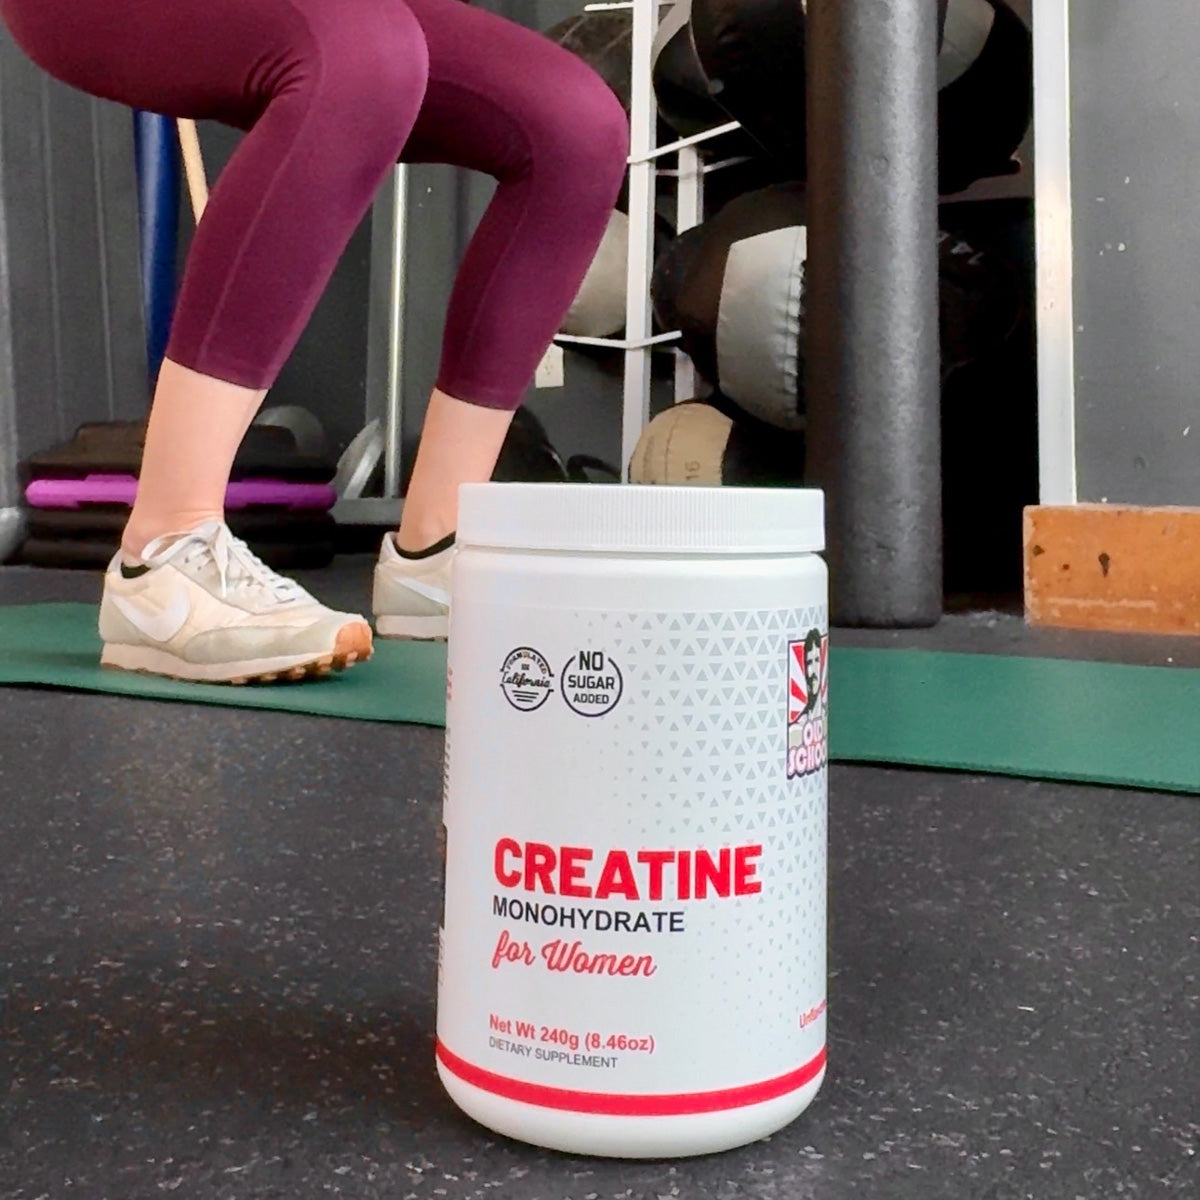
[436,1041,826,1117]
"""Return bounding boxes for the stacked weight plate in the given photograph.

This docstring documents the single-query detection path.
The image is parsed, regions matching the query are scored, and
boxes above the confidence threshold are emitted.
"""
[19,421,338,569]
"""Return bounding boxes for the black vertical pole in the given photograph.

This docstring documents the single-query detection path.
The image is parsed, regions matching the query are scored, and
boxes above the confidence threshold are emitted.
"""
[805,0,943,627]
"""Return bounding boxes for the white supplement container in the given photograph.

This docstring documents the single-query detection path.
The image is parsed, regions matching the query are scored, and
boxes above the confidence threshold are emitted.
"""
[436,484,828,1158]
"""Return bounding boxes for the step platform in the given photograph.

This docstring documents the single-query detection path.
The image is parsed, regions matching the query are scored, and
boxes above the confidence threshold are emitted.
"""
[25,475,337,512]
[18,509,336,570]
[20,420,334,484]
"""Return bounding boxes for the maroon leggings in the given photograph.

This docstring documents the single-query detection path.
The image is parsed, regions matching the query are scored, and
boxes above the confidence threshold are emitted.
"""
[0,0,629,408]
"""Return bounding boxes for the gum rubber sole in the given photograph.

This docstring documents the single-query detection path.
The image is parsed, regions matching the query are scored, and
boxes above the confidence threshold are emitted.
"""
[375,613,449,641]
[100,622,374,685]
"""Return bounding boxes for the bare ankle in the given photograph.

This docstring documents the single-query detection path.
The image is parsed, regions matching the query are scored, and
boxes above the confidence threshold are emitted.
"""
[395,518,456,555]
[120,524,158,561]
[121,511,222,560]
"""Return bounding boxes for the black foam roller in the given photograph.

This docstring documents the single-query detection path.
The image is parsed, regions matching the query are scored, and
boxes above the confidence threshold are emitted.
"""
[805,0,943,627]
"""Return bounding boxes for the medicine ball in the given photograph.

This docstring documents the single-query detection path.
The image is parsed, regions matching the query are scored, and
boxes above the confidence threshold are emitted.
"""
[652,182,1023,426]
[938,0,1032,195]
[681,0,1029,194]
[689,0,808,175]
[628,399,805,487]
[936,218,1025,375]
[652,0,758,158]
[652,183,811,386]
[699,155,796,222]
[562,208,679,347]
[939,0,992,87]
[651,182,810,429]
[563,210,629,338]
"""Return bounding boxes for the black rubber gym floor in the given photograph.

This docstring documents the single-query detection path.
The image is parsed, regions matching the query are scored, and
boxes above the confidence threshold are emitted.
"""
[1,563,1196,1199]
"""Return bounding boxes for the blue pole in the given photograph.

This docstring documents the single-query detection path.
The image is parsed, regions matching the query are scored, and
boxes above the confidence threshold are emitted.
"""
[133,111,181,385]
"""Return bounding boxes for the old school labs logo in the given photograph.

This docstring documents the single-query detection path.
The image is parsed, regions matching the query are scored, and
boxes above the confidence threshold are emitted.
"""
[787,629,828,779]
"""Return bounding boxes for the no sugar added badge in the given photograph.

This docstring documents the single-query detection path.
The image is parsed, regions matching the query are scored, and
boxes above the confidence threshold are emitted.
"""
[561,649,623,717]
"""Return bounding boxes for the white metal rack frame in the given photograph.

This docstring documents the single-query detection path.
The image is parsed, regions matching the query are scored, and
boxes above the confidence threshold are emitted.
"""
[553,0,750,474]
[349,0,746,517]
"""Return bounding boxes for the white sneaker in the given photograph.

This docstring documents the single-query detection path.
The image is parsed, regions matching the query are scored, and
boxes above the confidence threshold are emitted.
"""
[372,533,453,640]
[99,521,373,684]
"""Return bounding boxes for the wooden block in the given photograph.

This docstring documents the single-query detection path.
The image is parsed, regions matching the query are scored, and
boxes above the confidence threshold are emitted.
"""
[1024,505,1200,636]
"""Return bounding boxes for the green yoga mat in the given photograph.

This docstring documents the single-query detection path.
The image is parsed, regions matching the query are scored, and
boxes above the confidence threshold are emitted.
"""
[0,604,1196,794]
[0,603,449,726]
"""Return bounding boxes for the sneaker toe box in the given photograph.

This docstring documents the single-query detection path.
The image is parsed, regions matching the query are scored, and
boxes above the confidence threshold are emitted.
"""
[184,611,371,665]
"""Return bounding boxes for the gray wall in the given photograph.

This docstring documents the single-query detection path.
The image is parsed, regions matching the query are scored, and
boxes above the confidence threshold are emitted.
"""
[1070,0,1200,504]
[0,29,148,503]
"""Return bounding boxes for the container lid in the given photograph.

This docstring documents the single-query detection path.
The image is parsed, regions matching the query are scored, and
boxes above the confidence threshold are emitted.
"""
[457,484,825,555]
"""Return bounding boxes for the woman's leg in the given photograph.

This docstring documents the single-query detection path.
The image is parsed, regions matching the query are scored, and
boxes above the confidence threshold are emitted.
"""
[120,365,266,558]
[1,0,430,678]
[394,0,630,551]
[1,0,430,556]
[398,391,516,552]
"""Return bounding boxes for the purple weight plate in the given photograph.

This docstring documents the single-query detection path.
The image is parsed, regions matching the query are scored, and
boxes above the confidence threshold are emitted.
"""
[26,474,336,512]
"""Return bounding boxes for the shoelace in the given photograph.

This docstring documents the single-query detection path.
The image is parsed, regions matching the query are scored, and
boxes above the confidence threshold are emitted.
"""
[144,521,307,604]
